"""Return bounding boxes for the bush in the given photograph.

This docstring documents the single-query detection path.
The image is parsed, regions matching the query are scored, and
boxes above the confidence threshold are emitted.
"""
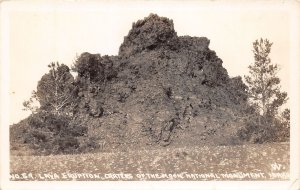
[24,112,87,155]
[54,136,80,154]
[235,113,290,144]
[78,136,101,153]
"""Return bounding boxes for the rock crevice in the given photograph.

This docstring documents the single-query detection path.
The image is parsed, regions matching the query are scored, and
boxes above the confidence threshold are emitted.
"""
[72,13,249,149]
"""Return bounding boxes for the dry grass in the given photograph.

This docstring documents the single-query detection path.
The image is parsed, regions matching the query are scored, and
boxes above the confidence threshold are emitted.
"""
[10,142,289,181]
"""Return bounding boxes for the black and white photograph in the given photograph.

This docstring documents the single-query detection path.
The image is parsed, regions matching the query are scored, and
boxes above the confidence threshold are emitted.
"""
[1,0,299,190]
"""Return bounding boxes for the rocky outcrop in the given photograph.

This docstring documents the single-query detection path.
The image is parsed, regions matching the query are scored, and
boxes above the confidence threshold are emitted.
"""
[72,14,250,150]
[119,14,178,57]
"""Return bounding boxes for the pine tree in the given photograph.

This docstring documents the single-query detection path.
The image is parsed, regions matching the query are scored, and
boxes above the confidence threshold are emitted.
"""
[244,38,288,118]
[24,62,77,116]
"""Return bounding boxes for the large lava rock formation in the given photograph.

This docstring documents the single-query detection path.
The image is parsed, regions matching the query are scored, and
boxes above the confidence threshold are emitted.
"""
[72,14,251,150]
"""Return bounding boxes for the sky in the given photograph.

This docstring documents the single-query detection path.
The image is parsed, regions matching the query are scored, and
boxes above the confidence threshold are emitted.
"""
[2,1,293,125]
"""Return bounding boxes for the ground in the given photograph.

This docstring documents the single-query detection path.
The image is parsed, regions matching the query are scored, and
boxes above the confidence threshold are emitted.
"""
[10,142,289,181]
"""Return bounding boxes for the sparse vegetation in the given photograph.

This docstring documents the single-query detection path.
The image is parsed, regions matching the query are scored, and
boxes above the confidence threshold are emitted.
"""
[23,112,86,155]
[10,142,289,181]
[245,39,288,117]
[241,38,290,143]
[10,14,289,159]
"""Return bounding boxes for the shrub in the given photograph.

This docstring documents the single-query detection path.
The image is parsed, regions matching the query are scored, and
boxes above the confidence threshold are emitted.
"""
[78,136,101,153]
[235,113,290,144]
[24,112,87,155]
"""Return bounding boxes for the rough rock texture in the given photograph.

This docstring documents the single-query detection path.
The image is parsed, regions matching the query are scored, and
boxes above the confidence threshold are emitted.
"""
[119,14,178,57]
[70,14,251,151]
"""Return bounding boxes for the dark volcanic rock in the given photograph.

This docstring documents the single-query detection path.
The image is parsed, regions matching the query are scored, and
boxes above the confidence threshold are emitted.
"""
[119,14,178,57]
[72,14,250,150]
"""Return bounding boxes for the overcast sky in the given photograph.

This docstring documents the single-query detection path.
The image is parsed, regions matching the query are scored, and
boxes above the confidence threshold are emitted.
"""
[3,1,293,124]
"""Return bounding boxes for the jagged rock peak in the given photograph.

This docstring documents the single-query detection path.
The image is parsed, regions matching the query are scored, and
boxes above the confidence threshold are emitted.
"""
[119,13,178,57]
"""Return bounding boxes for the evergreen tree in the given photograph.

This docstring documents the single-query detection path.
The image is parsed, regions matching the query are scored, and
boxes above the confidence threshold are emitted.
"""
[24,62,77,116]
[244,38,288,118]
